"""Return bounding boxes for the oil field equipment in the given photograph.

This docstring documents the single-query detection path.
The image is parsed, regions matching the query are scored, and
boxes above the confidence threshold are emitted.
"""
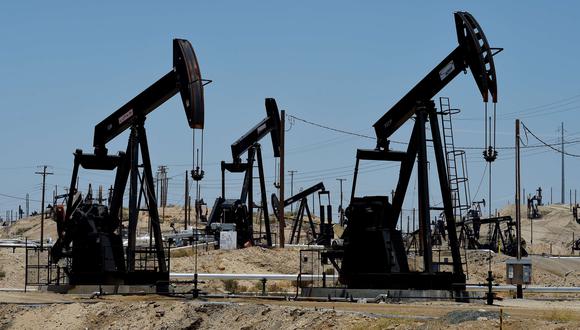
[48,39,207,289]
[459,215,526,257]
[527,187,542,219]
[505,258,532,285]
[321,11,501,292]
[458,199,485,247]
[206,98,281,248]
[272,182,334,246]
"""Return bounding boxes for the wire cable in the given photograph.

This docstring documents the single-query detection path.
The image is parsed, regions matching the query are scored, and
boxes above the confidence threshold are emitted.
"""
[522,123,580,158]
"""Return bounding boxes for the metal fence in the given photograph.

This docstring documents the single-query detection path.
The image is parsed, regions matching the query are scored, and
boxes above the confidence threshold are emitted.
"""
[25,247,68,287]
[298,249,342,289]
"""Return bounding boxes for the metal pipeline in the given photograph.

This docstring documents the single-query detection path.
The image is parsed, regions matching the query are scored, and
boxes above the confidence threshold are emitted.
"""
[171,273,338,281]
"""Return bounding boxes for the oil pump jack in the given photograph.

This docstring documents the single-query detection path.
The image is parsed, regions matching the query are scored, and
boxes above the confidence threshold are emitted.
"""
[324,12,501,291]
[206,98,280,248]
[271,182,334,245]
[50,39,206,288]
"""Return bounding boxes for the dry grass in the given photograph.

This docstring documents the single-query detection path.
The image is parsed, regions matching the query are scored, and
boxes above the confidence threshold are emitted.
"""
[352,318,417,330]
[169,247,193,258]
[221,279,239,293]
[542,309,577,322]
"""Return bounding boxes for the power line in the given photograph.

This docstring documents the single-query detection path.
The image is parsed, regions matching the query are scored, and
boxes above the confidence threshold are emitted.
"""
[0,192,41,202]
[459,92,580,120]
[288,112,580,151]
[522,123,580,158]
[287,114,376,140]
[501,92,580,117]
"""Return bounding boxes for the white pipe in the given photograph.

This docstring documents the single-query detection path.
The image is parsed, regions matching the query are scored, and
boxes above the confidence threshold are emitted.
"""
[170,241,218,250]
[0,243,53,248]
[0,288,26,292]
[466,285,580,293]
[170,273,580,293]
[465,249,496,254]
[546,256,580,259]
[271,244,325,249]
[170,273,338,281]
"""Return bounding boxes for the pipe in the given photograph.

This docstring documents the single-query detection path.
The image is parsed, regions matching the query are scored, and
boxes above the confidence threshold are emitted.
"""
[170,273,338,281]
[171,273,580,294]
[271,244,325,249]
[466,285,580,293]
[0,243,52,248]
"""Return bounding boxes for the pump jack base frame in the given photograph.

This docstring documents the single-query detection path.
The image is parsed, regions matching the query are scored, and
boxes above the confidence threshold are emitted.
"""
[301,287,472,302]
[45,283,169,294]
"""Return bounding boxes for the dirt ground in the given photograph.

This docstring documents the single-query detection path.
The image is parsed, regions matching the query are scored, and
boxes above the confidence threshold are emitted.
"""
[1,292,580,329]
[500,203,580,255]
[1,203,580,329]
[0,206,189,243]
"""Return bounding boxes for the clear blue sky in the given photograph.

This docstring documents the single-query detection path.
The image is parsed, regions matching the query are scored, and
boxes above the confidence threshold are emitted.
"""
[1,1,579,222]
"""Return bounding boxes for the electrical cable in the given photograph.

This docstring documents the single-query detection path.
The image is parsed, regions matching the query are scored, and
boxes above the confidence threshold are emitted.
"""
[287,112,580,151]
[287,114,376,141]
[522,123,580,158]
[0,192,41,203]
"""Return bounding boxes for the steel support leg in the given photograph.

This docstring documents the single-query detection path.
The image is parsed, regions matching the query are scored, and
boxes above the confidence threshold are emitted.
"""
[391,121,420,225]
[428,108,463,276]
[126,126,140,271]
[256,144,272,246]
[138,124,167,273]
[304,202,317,238]
[416,109,433,273]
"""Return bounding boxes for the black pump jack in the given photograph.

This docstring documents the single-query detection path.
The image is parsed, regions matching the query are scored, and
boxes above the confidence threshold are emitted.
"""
[325,12,501,291]
[50,39,207,287]
[206,98,281,248]
[272,182,334,245]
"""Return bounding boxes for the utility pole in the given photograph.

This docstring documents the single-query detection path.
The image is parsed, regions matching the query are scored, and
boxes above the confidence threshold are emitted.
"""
[108,185,114,206]
[98,185,103,204]
[412,207,416,233]
[336,178,347,226]
[157,165,168,222]
[278,110,286,248]
[561,122,565,204]
[288,170,297,213]
[515,119,523,299]
[26,193,29,217]
[184,171,189,230]
[35,165,53,249]
[312,193,316,217]
[550,187,553,205]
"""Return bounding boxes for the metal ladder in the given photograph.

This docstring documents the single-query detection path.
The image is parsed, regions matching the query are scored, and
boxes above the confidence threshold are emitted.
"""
[438,97,472,276]
[439,97,471,221]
